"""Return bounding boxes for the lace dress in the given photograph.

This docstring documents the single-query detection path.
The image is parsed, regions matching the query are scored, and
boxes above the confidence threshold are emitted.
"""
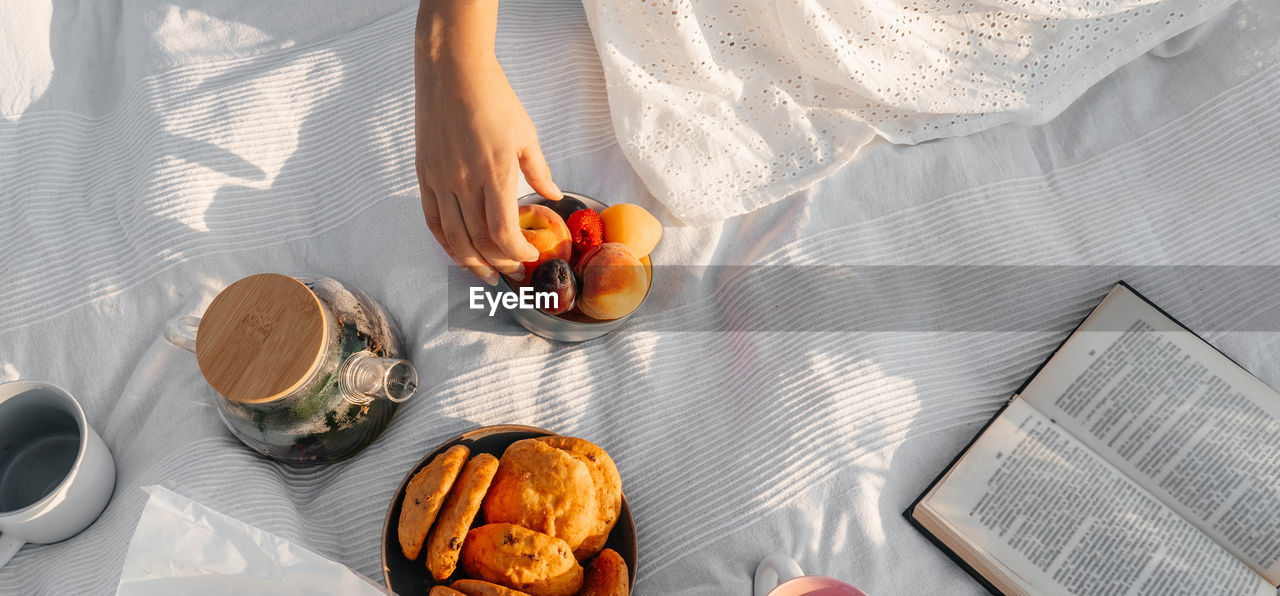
[580,0,1235,223]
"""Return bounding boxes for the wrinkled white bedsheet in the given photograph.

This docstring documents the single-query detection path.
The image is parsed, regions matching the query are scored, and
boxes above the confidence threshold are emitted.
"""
[1,1,1278,594]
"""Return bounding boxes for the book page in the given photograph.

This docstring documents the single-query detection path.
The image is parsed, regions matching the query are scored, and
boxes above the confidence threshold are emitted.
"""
[1020,285,1280,583]
[922,399,1272,595]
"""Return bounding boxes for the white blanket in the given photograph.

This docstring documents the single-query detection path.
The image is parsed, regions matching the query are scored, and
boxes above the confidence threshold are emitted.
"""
[1,0,1278,594]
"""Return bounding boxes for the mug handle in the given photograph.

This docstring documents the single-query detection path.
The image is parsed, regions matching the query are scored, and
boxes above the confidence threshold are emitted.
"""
[164,316,201,353]
[0,531,23,568]
[754,554,805,596]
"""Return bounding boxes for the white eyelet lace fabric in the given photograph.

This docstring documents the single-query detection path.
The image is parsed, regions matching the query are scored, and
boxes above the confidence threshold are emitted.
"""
[580,0,1235,224]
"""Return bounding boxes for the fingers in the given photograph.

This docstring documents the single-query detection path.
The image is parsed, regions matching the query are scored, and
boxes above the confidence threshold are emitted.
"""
[419,187,454,261]
[436,188,500,286]
[518,145,562,201]
[456,181,527,281]
[417,159,463,269]
[420,147,553,285]
[484,165,539,265]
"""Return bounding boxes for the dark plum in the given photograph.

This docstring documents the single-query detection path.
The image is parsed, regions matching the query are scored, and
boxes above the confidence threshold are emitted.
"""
[539,195,589,222]
[530,259,576,315]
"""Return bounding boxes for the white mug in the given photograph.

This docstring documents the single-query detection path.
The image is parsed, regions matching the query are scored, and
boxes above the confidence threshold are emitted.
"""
[0,381,116,567]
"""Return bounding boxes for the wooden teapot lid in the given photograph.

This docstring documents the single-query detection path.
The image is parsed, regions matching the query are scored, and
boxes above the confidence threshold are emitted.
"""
[196,273,328,404]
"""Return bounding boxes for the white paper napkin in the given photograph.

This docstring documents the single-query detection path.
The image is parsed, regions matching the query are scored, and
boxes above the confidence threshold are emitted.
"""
[115,486,387,596]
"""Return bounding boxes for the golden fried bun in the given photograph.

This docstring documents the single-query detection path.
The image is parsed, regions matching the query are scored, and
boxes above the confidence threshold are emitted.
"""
[429,587,468,596]
[535,436,622,560]
[482,439,597,551]
[460,523,583,596]
[580,548,629,596]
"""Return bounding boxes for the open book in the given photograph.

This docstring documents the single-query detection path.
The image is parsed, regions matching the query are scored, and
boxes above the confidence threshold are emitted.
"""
[906,283,1280,595]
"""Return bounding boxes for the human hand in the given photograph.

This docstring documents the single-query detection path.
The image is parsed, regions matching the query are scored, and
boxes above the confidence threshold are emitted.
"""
[414,20,562,285]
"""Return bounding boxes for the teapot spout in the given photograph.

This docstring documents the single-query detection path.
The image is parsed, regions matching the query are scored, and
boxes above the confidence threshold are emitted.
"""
[340,351,418,404]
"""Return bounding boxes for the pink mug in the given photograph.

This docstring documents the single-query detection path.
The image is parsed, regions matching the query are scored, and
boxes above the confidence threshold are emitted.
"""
[755,555,867,596]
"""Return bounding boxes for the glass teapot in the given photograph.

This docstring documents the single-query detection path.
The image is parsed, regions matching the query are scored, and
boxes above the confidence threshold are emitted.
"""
[165,273,417,465]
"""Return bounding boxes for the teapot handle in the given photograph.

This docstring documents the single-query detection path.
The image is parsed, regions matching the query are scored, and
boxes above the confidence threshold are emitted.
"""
[164,316,201,353]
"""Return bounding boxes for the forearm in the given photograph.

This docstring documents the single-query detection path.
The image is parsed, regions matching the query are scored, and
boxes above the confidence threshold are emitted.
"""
[414,0,557,284]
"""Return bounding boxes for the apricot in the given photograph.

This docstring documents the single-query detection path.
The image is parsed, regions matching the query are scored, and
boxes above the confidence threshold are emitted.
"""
[575,243,649,320]
[598,204,662,259]
[519,204,572,276]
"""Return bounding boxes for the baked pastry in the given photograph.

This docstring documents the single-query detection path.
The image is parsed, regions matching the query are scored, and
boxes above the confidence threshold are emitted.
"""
[429,587,468,596]
[450,579,533,596]
[483,439,598,551]
[428,453,500,580]
[399,445,470,560]
[535,436,622,559]
[580,548,629,596]
[460,523,584,596]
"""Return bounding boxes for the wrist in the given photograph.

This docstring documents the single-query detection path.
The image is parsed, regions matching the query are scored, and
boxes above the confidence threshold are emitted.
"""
[418,36,495,72]
[422,49,498,85]
[416,3,498,71]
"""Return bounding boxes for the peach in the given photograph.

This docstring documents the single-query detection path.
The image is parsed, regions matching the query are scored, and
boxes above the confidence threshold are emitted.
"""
[575,243,649,320]
[598,204,662,259]
[519,204,572,276]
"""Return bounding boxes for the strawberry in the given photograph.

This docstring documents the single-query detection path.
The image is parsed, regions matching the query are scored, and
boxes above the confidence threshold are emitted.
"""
[567,208,603,263]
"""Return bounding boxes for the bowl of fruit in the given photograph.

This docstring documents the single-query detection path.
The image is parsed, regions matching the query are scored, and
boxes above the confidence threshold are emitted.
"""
[500,192,661,342]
